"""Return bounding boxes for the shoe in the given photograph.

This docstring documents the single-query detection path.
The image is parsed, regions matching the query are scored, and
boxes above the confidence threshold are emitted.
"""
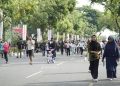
[109,78,113,81]
[29,62,32,65]
[5,61,8,64]
[47,60,50,64]
[88,70,91,73]
[52,60,55,63]
[93,79,98,82]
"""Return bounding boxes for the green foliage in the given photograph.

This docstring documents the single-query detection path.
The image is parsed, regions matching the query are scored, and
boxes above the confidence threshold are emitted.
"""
[2,0,120,42]
[91,0,120,34]
[56,17,73,34]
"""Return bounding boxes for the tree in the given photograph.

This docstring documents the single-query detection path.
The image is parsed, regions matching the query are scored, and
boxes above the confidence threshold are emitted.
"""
[73,6,101,37]
[91,0,120,35]
[30,0,76,36]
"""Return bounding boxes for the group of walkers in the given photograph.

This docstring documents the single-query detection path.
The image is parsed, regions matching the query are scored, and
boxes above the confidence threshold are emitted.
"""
[43,40,86,56]
[88,35,120,82]
[60,40,86,56]
[0,36,87,64]
[0,34,120,82]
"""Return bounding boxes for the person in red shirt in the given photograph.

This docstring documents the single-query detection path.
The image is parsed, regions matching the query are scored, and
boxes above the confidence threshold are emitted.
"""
[3,42,10,64]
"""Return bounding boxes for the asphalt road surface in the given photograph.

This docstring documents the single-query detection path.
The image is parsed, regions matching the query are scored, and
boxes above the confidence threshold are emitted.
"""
[0,52,120,86]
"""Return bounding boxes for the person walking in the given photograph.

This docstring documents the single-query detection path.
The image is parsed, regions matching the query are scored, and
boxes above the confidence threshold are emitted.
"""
[16,38,23,58]
[60,40,64,55]
[27,37,35,65]
[0,40,3,58]
[48,38,56,62]
[79,41,85,55]
[88,35,101,82]
[3,42,10,64]
[66,41,71,56]
[102,36,119,80]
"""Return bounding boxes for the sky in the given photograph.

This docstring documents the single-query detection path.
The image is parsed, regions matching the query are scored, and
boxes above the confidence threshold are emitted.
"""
[76,0,105,12]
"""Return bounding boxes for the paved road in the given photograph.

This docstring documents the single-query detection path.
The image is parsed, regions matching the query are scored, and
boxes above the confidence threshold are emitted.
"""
[0,52,120,86]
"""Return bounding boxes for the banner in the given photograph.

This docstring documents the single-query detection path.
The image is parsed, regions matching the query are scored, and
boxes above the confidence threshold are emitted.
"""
[67,33,69,40]
[77,35,79,40]
[71,34,74,40]
[37,28,42,42]
[48,29,52,40]
[13,27,22,37]
[57,32,59,41]
[22,25,27,40]
[0,10,3,40]
[63,33,65,41]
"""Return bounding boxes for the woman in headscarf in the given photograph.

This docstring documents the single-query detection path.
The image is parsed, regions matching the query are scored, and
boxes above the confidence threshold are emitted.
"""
[102,36,119,80]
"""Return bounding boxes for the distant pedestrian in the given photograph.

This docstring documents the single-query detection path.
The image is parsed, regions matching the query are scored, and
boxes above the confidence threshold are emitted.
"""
[65,41,71,56]
[3,42,10,64]
[102,36,120,81]
[88,35,101,82]
[41,41,46,56]
[60,40,64,55]
[16,38,23,58]
[0,40,3,58]
[48,38,56,62]
[27,37,35,65]
[79,41,85,55]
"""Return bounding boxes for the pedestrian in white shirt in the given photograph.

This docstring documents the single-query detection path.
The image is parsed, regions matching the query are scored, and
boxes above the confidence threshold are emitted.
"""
[66,41,71,56]
[79,41,85,55]
[27,37,35,65]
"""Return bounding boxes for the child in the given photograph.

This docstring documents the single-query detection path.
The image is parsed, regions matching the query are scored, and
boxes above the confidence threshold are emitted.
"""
[47,50,54,64]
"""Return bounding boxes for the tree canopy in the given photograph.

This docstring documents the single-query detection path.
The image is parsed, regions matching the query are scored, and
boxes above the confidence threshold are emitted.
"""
[0,0,120,41]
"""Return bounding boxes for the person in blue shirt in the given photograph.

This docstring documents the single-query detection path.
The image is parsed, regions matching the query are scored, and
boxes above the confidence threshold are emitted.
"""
[0,41,3,58]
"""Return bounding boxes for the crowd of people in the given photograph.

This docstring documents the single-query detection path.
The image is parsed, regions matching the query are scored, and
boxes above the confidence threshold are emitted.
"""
[0,36,87,64]
[0,35,120,82]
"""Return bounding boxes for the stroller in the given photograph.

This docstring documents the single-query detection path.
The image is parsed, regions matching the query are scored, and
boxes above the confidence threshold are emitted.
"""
[47,50,55,64]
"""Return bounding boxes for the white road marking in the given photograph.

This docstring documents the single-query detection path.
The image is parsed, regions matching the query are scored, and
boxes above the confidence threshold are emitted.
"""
[56,62,65,66]
[41,66,58,69]
[89,83,93,86]
[26,71,42,79]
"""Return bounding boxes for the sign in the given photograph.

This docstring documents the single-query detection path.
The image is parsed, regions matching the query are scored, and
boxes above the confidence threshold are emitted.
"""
[71,34,74,40]
[67,33,69,40]
[37,28,42,42]
[13,27,22,37]
[22,25,27,40]
[77,35,79,40]
[63,33,65,41]
[48,29,52,40]
[57,32,59,41]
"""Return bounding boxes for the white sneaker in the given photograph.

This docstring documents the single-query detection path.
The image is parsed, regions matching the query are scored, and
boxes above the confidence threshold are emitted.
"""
[109,78,113,81]
[53,60,55,63]
[88,70,91,73]
[93,79,98,82]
